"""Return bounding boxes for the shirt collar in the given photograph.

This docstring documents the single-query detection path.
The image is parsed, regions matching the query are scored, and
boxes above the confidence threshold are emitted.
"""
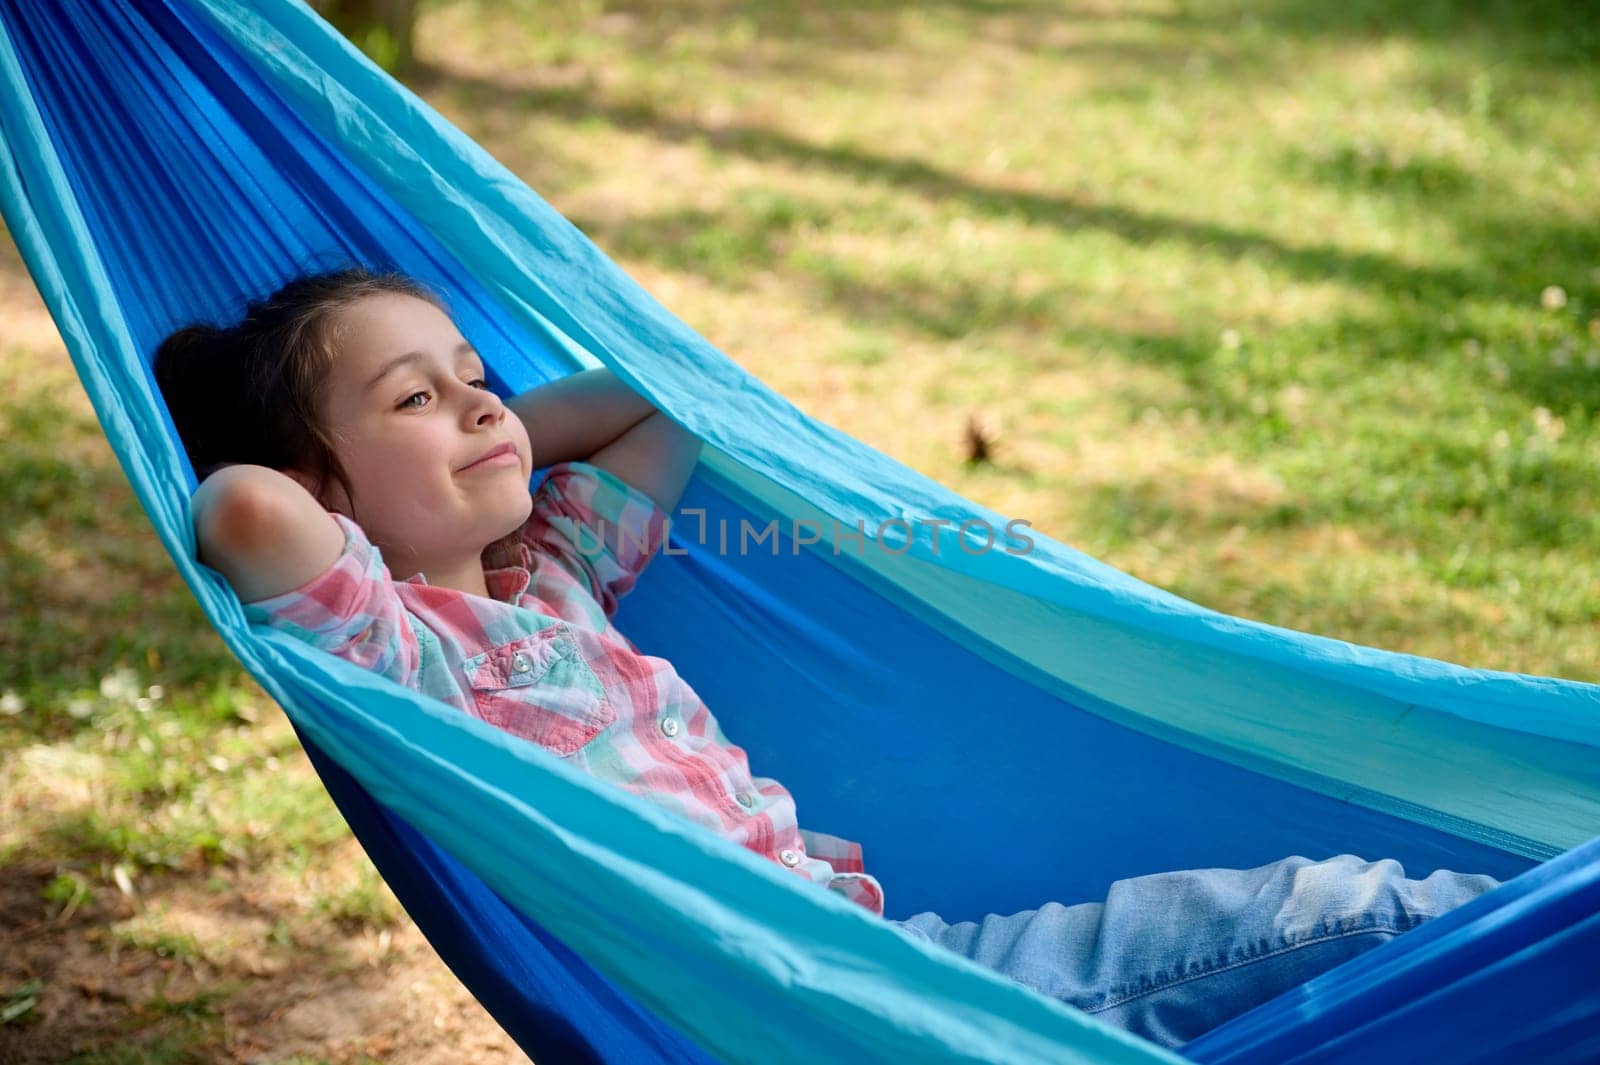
[484,563,533,602]
[481,533,534,602]
[398,536,533,603]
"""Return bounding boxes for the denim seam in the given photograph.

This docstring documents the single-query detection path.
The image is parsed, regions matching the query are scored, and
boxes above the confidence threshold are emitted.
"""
[1082,921,1411,1015]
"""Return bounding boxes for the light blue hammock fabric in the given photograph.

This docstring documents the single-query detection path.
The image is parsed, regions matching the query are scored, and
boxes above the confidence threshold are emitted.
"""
[1,0,1597,1061]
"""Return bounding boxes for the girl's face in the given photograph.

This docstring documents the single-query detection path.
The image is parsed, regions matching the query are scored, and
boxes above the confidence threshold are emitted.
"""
[306,292,533,578]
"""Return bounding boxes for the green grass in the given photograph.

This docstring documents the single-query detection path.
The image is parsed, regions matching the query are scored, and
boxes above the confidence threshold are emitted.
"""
[419,0,1598,680]
[0,340,357,1054]
[64,1035,221,1065]
[315,866,403,931]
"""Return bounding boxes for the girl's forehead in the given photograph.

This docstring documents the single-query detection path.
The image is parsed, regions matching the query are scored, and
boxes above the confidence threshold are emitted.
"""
[336,292,453,346]
[329,294,463,377]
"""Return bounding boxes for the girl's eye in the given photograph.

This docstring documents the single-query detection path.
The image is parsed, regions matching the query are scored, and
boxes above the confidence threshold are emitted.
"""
[468,378,490,390]
[399,391,430,410]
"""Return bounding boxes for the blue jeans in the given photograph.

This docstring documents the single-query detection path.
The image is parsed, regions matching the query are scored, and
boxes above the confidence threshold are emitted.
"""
[890,854,1500,1049]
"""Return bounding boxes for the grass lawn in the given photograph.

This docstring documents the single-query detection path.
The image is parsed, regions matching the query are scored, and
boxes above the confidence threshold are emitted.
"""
[2,0,1596,1059]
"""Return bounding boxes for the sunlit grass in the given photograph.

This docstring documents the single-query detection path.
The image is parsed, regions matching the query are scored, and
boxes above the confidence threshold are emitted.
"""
[421,0,1599,679]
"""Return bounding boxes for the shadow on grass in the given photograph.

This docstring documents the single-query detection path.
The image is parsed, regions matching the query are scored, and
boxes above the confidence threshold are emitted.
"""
[0,849,385,1064]
[1168,0,1600,69]
[1280,143,1479,202]
[494,0,1141,54]
[420,66,1505,294]
[552,181,1598,558]
[566,184,1599,421]
[411,0,1600,407]
[504,0,1600,72]
[418,64,1599,350]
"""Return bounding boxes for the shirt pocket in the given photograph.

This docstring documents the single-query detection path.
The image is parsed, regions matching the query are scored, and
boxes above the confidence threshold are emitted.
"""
[464,625,617,757]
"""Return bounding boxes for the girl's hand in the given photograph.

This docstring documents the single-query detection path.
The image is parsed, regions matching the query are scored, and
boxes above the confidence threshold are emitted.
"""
[507,368,702,513]
[191,464,345,602]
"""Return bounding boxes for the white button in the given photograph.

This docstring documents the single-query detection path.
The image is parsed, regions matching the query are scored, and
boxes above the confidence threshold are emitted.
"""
[511,652,532,674]
[779,849,800,867]
[660,717,680,738]
[736,792,755,809]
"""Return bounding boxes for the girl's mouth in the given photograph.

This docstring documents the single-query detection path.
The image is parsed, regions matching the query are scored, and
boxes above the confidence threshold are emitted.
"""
[457,442,520,472]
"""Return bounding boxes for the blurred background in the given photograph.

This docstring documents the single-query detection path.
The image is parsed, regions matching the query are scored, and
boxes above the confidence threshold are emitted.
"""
[2,0,1596,1060]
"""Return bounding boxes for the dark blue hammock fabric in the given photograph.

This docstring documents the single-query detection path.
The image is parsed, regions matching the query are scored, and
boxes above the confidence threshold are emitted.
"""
[1,0,1597,1061]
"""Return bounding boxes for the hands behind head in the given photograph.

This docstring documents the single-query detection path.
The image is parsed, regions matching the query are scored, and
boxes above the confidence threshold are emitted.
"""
[190,464,346,601]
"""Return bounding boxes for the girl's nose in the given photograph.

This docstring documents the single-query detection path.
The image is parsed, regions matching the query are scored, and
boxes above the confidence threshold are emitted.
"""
[465,384,505,427]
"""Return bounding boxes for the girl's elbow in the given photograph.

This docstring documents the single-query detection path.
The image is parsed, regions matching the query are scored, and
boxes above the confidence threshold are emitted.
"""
[192,466,334,595]
[195,471,296,567]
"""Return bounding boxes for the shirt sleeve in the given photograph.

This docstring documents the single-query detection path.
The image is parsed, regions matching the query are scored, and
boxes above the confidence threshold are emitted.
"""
[796,827,868,876]
[240,512,421,687]
[521,460,671,620]
[797,828,883,915]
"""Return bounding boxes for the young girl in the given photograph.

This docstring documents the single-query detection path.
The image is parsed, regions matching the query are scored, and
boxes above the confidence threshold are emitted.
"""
[156,267,1499,1050]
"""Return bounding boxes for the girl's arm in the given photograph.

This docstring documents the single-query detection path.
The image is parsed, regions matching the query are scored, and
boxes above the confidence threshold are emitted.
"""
[192,464,345,602]
[508,368,702,514]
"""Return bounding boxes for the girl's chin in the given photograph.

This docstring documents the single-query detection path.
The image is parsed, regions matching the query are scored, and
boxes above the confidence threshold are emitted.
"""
[493,497,535,539]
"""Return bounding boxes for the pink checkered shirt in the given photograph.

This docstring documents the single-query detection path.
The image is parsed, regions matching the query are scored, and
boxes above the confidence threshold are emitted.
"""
[243,461,884,916]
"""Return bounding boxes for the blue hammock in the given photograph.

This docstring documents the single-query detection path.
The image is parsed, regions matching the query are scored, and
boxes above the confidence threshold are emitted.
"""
[2,1,1597,1061]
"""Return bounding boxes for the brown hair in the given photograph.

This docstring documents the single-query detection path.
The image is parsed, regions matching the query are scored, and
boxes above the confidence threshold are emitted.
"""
[154,266,445,508]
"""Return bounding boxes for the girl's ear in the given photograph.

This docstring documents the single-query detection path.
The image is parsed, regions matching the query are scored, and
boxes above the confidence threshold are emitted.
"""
[281,467,349,516]
[281,467,321,499]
